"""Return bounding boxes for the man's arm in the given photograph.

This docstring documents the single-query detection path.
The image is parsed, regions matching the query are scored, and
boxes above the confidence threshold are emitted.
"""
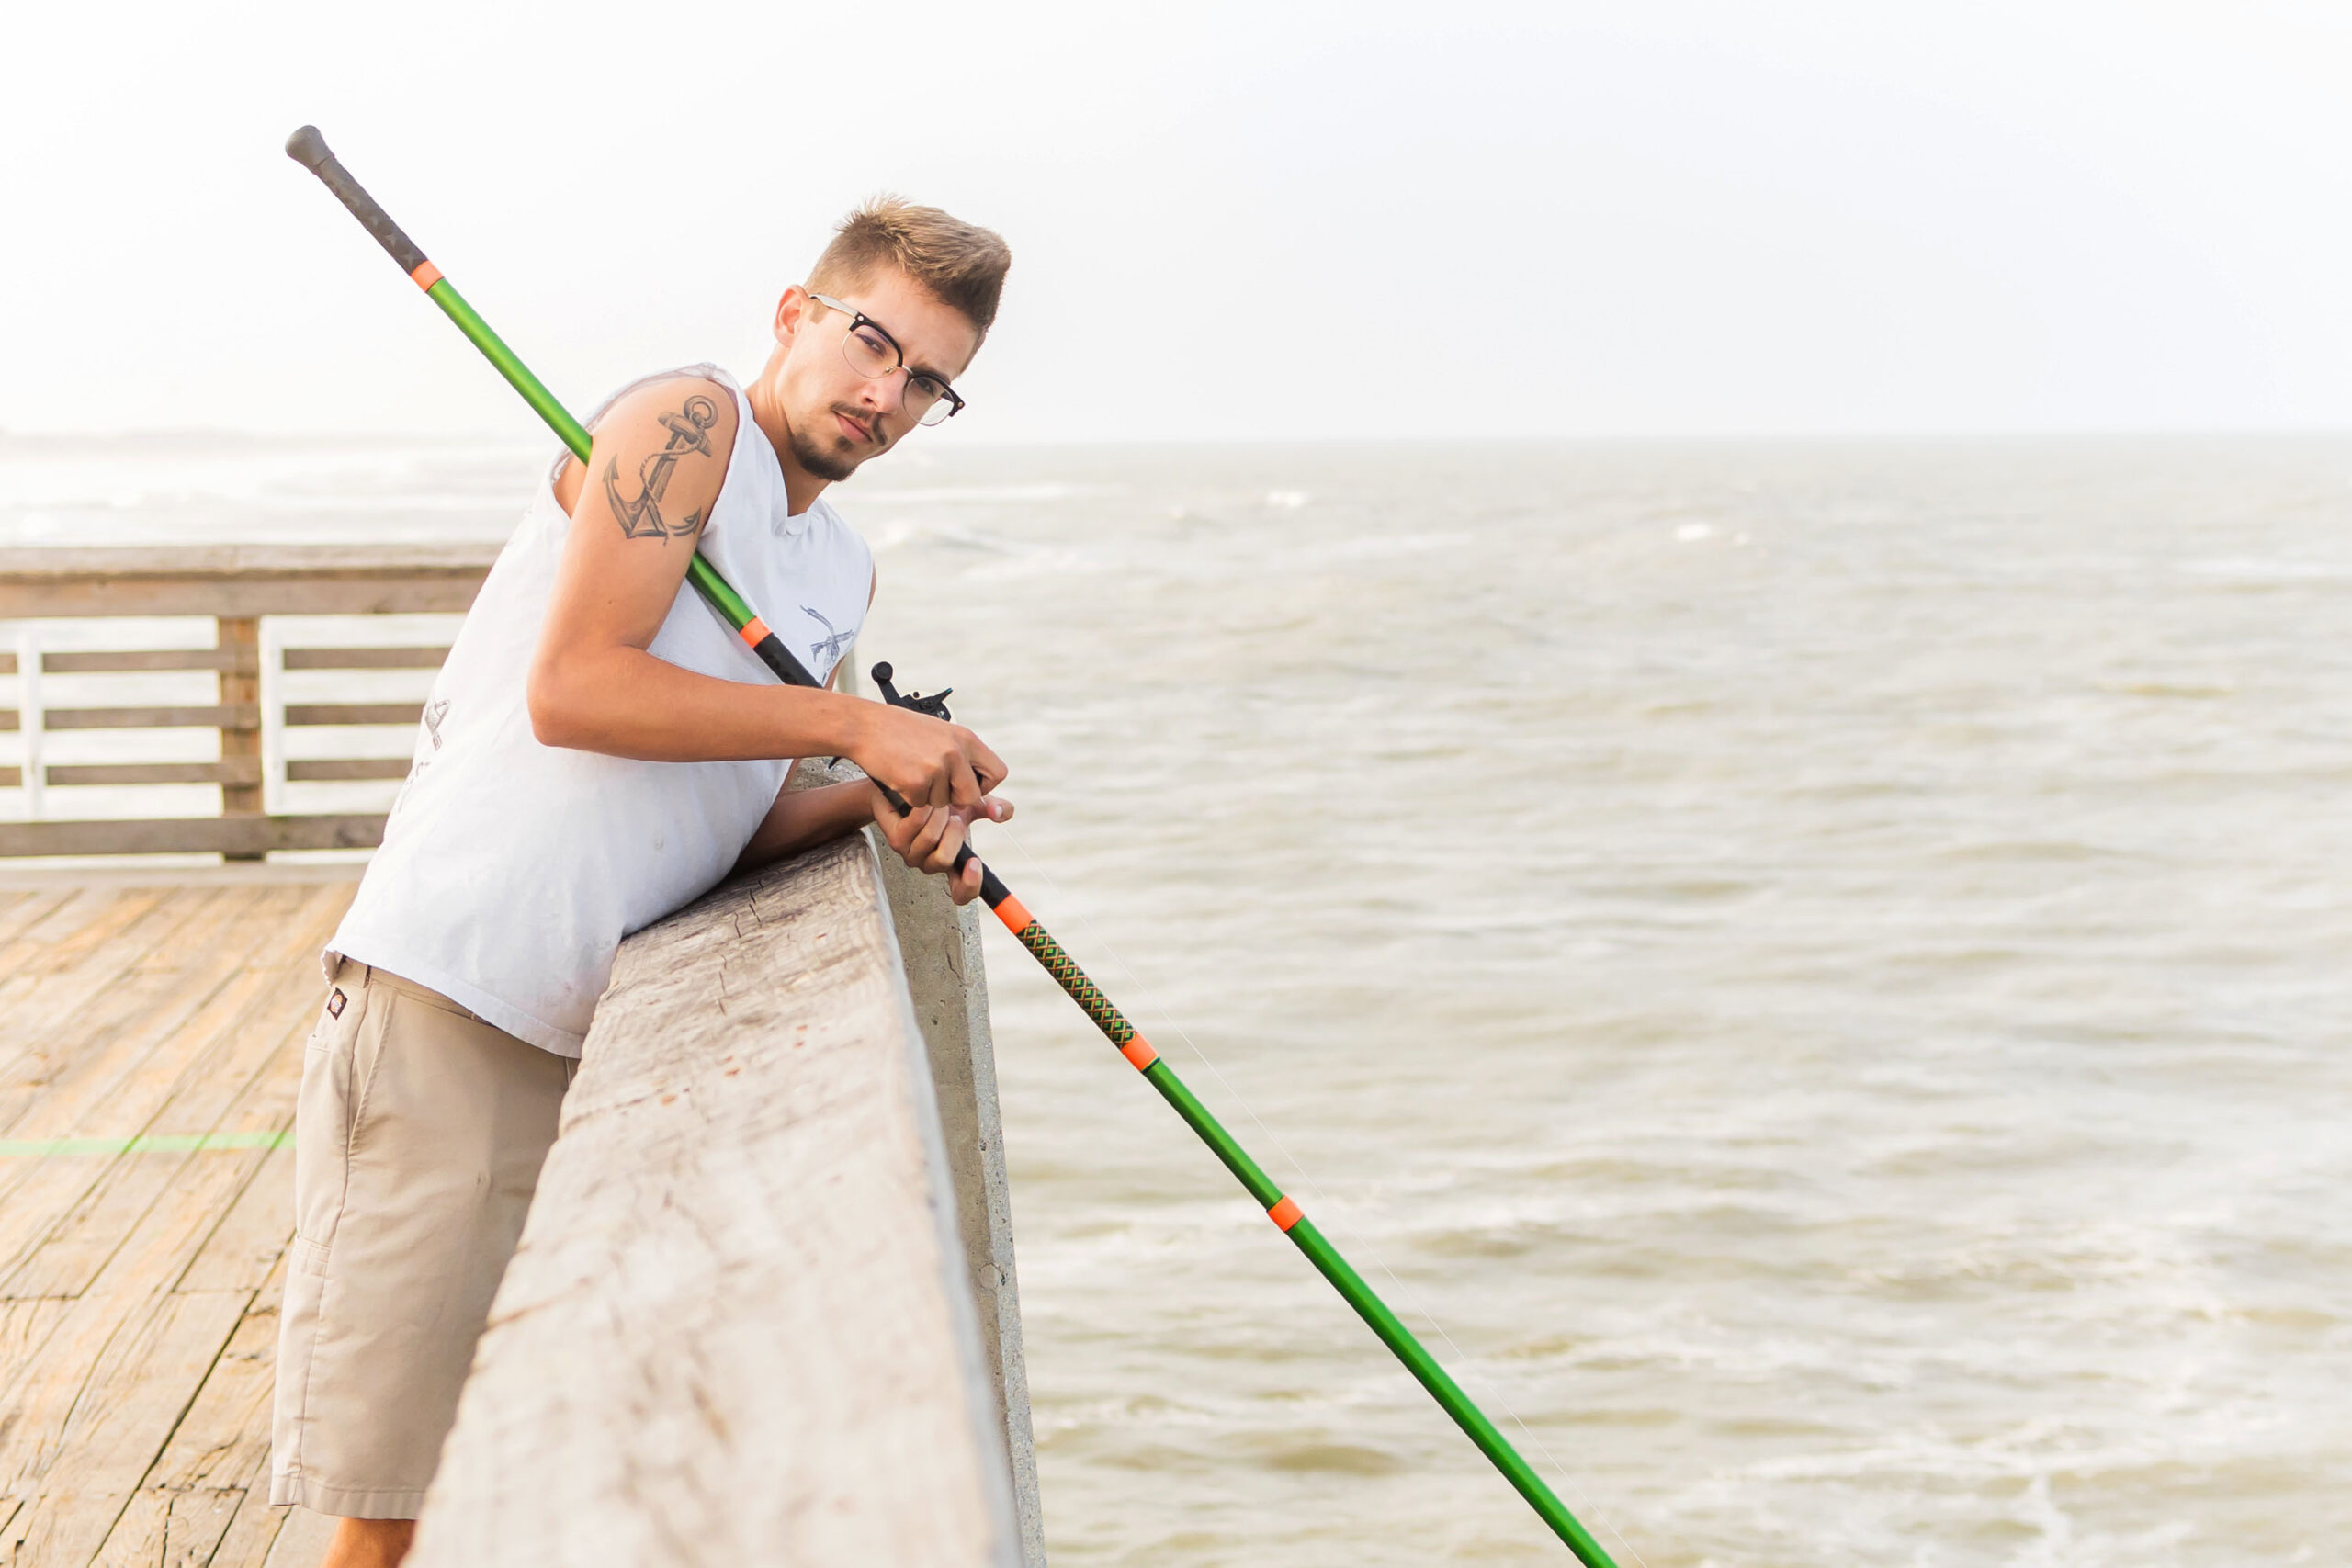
[525,377,1003,808]
[730,563,1006,903]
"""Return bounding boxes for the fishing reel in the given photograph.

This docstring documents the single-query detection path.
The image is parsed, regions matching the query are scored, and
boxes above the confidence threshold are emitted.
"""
[871,662,954,723]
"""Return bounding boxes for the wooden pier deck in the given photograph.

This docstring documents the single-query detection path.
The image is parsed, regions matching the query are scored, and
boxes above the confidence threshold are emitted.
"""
[0,872,357,1567]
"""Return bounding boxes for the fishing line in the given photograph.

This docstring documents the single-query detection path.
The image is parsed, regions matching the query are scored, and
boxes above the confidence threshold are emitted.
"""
[987,819,1657,1568]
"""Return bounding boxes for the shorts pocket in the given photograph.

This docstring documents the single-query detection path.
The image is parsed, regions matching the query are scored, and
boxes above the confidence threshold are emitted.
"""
[291,977,379,1255]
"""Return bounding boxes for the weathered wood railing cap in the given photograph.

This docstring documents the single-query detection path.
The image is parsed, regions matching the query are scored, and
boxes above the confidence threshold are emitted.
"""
[411,833,1026,1567]
[0,544,502,618]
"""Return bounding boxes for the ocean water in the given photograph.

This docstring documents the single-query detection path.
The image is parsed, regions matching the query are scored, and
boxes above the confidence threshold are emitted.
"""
[7,433,2349,1564]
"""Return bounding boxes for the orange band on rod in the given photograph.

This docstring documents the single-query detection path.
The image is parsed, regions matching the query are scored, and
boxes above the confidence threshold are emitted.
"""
[1268,1196,1304,1232]
[738,616,773,648]
[1119,1037,1159,1071]
[410,261,443,291]
[993,892,1034,935]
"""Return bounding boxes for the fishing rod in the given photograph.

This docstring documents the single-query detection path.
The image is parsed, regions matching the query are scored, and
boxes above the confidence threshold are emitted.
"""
[286,125,1623,1565]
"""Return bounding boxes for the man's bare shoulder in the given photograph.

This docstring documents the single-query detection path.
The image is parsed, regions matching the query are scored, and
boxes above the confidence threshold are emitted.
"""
[598,374,739,444]
[555,375,741,537]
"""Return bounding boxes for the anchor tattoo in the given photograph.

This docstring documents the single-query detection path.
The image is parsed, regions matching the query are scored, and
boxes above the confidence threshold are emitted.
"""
[603,394,718,540]
[800,604,856,668]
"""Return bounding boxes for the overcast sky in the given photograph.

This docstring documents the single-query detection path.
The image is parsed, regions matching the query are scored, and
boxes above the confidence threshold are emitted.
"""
[4,2,2348,444]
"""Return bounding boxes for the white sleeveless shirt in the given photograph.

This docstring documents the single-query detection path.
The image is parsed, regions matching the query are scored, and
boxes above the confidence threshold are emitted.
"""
[328,365,873,1055]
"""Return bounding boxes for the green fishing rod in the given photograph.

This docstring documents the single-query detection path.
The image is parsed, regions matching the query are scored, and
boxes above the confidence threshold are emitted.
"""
[287,125,1623,1565]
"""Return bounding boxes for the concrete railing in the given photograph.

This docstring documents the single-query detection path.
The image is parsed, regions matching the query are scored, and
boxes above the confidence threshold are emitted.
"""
[410,826,1047,1567]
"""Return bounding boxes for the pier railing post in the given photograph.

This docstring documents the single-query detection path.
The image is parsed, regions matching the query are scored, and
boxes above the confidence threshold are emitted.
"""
[216,615,263,858]
[13,627,42,818]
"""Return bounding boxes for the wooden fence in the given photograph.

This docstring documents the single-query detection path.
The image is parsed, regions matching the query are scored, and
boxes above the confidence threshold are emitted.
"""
[0,545,496,859]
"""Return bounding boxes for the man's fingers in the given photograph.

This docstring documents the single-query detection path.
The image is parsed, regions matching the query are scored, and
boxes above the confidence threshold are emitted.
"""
[880,798,926,852]
[908,807,950,863]
[968,735,1008,795]
[950,853,983,905]
[947,752,981,812]
[924,816,967,875]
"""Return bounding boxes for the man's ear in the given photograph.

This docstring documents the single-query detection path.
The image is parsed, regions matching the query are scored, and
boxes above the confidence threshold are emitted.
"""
[773,285,813,347]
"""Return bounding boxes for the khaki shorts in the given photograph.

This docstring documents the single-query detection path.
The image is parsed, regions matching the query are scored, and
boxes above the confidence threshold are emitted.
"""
[270,957,574,1518]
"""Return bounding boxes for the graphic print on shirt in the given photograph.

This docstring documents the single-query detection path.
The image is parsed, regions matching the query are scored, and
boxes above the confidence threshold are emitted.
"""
[800,604,855,669]
[394,697,454,813]
[603,395,719,540]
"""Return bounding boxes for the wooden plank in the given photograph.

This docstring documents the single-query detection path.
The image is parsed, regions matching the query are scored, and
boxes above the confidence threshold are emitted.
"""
[0,546,498,576]
[0,889,189,1055]
[0,1131,295,1528]
[4,891,331,1564]
[42,649,256,676]
[176,1141,297,1300]
[89,1256,292,1567]
[44,705,261,732]
[0,545,498,620]
[0,1290,254,1566]
[0,894,293,1288]
[0,937,274,1149]
[0,887,325,1234]
[282,704,423,728]
[0,886,250,1089]
[42,890,325,1140]
[208,1488,296,1568]
[147,1258,287,1493]
[0,710,16,732]
[0,890,324,1273]
[89,1487,245,1567]
[0,768,17,789]
[1,886,163,967]
[0,885,341,1289]
[0,889,74,953]
[409,836,1018,1568]
[259,1506,334,1567]
[0,816,384,858]
[0,1012,283,1301]
[0,911,265,1241]
[219,620,263,841]
[282,647,449,671]
[283,759,407,783]
[20,1053,305,1316]
[0,1298,72,1396]
[46,761,264,787]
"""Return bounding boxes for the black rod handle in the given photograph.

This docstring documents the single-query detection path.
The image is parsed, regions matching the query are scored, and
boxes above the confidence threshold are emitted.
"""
[285,125,432,279]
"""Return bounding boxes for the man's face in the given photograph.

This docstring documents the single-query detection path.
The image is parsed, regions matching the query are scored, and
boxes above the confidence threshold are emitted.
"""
[773,268,982,484]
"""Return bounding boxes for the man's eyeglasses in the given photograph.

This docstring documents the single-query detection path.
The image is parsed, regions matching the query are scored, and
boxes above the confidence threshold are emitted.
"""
[810,293,966,427]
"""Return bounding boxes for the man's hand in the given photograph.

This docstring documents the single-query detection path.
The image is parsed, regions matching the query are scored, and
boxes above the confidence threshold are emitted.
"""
[872,789,1013,905]
[852,702,1007,816]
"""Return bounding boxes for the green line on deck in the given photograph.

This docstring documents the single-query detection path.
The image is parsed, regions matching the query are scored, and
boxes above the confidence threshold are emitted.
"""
[0,1130,290,1157]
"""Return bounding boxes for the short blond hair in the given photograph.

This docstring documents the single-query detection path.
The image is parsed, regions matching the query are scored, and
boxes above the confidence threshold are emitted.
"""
[808,196,1012,337]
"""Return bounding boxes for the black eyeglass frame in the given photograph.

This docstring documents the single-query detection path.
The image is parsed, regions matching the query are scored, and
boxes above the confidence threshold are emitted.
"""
[809,292,967,425]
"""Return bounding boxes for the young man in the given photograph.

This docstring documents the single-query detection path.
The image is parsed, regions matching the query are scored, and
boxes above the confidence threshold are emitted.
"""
[270,198,1013,1568]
